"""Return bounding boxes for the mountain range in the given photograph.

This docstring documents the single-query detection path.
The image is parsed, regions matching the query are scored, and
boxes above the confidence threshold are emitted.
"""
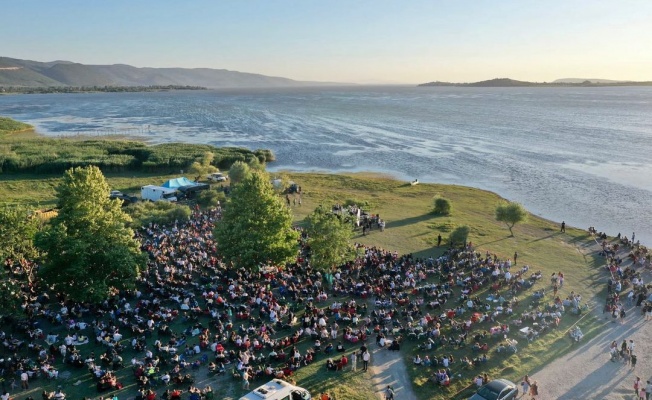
[418,78,652,87]
[0,57,329,88]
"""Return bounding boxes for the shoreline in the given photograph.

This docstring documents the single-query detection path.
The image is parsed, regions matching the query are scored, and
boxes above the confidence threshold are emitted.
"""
[6,115,650,247]
[270,165,650,248]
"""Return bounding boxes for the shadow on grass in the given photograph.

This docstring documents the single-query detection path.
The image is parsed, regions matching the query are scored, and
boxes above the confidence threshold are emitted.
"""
[475,235,512,247]
[386,214,435,229]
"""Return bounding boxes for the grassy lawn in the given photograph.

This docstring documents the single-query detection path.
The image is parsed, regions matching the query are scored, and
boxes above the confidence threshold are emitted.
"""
[0,116,34,135]
[282,172,607,399]
[2,169,609,400]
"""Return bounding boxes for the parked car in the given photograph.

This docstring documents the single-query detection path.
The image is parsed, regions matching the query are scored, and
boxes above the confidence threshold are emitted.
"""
[470,379,518,400]
[207,173,228,182]
[109,191,138,206]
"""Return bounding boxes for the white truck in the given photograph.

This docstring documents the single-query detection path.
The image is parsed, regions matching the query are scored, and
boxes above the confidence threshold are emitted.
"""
[240,380,311,400]
[141,185,178,202]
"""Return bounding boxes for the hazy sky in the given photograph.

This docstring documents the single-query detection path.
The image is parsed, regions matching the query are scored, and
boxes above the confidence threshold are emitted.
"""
[3,0,651,83]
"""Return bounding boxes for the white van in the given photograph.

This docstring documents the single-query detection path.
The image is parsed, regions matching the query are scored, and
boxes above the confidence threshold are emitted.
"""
[240,379,311,400]
[140,185,178,202]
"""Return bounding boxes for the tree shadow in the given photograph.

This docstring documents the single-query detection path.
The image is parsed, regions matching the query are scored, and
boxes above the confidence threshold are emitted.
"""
[474,236,512,247]
[385,214,434,229]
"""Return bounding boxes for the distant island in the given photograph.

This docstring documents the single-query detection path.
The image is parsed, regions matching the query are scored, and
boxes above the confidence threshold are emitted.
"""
[418,77,652,87]
[0,56,336,89]
[1,85,207,95]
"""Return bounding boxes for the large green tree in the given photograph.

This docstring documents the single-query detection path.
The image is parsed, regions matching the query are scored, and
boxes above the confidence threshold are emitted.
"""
[305,206,355,273]
[214,170,298,270]
[0,205,41,315]
[35,166,146,302]
[495,201,528,236]
[0,205,41,282]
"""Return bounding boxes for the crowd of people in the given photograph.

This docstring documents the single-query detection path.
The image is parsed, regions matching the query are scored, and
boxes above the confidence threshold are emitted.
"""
[6,202,639,400]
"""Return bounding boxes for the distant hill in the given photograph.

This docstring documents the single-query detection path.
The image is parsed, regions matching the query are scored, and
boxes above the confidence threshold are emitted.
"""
[0,57,333,89]
[552,78,631,84]
[418,77,652,87]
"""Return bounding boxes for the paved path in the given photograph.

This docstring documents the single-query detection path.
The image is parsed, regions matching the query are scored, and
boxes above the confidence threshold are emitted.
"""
[369,342,417,400]
[531,240,652,400]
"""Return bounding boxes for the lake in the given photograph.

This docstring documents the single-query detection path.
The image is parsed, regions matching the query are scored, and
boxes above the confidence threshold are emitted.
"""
[1,85,651,244]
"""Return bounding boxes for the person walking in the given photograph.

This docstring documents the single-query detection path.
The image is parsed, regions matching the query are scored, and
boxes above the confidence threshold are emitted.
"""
[350,352,357,372]
[514,252,518,265]
[529,380,539,399]
[560,221,566,233]
[645,380,652,400]
[362,349,370,371]
[384,385,394,400]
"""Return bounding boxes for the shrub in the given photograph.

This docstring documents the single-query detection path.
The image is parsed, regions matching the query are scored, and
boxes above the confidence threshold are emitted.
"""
[196,189,226,208]
[125,201,191,227]
[433,196,452,215]
[449,225,470,247]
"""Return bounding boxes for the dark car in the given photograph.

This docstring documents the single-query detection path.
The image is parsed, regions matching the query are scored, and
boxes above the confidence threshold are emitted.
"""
[469,379,518,400]
[109,192,138,206]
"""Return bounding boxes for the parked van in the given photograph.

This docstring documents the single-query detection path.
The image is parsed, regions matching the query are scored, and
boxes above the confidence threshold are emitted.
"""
[141,185,178,202]
[239,379,311,400]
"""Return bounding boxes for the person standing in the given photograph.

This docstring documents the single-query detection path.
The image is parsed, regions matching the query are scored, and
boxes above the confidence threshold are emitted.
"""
[521,377,530,398]
[514,252,518,265]
[242,370,250,390]
[561,221,566,233]
[350,352,357,372]
[362,349,370,371]
[631,353,638,370]
[20,371,29,390]
[437,234,442,247]
[645,380,652,400]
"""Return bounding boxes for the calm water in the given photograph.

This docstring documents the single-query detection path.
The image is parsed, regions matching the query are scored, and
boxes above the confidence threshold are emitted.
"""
[2,86,652,244]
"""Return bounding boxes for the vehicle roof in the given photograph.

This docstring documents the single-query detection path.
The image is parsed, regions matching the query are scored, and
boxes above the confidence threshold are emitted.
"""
[486,379,516,391]
[240,379,302,400]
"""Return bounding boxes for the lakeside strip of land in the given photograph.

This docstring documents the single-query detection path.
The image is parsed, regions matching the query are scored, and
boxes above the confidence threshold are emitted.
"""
[0,85,207,95]
[418,77,652,87]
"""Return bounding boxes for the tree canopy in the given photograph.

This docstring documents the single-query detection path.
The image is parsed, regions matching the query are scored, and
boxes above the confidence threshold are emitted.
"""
[228,160,252,185]
[0,205,40,271]
[305,206,355,273]
[214,170,299,270]
[188,151,219,181]
[495,201,528,236]
[35,166,146,303]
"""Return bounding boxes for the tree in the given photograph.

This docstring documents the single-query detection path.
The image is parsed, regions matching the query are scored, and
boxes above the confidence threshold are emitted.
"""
[35,166,146,303]
[495,201,528,236]
[305,206,355,273]
[433,196,452,215]
[0,205,41,283]
[214,170,298,270]
[449,225,470,247]
[188,152,219,182]
[228,161,251,185]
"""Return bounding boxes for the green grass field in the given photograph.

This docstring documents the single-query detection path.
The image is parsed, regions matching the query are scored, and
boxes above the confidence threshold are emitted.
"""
[1,168,611,400]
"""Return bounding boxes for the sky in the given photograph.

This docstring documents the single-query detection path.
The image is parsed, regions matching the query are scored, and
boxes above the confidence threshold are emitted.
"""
[2,0,652,84]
